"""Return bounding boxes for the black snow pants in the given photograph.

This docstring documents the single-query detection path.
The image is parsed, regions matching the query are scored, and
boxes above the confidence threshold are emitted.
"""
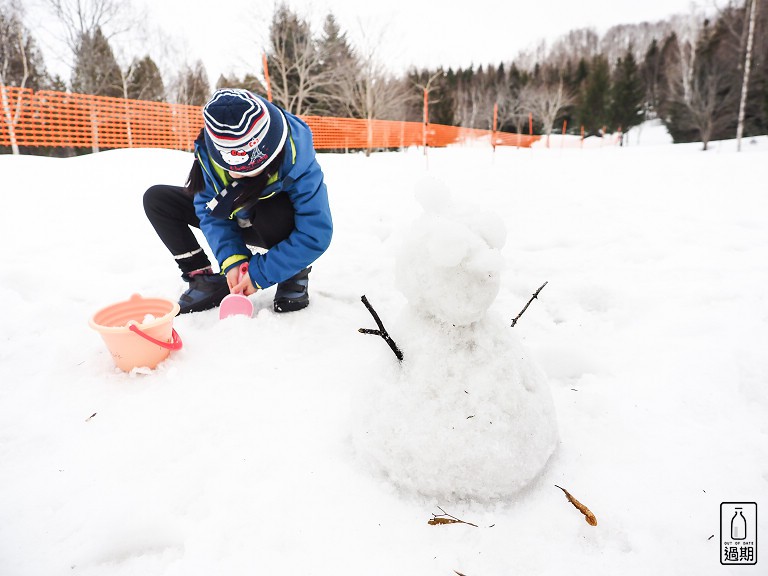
[143,184,295,275]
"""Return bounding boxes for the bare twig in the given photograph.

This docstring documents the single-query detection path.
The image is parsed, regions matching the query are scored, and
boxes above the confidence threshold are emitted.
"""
[358,295,403,361]
[511,281,548,327]
[555,485,598,526]
[428,506,478,528]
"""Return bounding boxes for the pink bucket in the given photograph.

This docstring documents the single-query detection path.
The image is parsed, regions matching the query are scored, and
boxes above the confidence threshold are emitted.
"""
[89,294,182,371]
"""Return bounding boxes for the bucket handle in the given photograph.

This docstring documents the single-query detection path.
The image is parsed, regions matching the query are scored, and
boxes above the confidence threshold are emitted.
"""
[128,323,183,351]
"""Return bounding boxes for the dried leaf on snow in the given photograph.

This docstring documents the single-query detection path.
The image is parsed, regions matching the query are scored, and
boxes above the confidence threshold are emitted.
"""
[428,507,478,528]
[555,485,597,526]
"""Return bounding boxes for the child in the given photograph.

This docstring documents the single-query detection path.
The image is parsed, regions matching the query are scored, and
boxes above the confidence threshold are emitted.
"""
[143,88,333,314]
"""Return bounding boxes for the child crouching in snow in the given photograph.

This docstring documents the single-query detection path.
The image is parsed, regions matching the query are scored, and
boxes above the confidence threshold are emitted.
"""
[143,88,333,314]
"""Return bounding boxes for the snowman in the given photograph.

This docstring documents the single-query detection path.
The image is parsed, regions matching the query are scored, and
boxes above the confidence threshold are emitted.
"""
[352,177,558,503]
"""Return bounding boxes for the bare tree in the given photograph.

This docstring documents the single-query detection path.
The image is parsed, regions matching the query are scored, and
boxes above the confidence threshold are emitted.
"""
[42,0,147,152]
[548,28,600,69]
[666,11,708,102]
[600,21,677,67]
[266,3,334,116]
[336,32,411,122]
[334,50,411,154]
[524,79,574,145]
[0,0,29,154]
[736,0,759,150]
[109,8,160,103]
[452,68,496,130]
[498,93,530,135]
[170,60,210,106]
[672,65,736,149]
[413,70,443,153]
[662,17,740,150]
[470,69,498,130]
[514,39,549,73]
[42,0,129,56]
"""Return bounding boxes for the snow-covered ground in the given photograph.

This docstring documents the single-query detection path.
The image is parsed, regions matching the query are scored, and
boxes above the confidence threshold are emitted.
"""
[0,125,766,575]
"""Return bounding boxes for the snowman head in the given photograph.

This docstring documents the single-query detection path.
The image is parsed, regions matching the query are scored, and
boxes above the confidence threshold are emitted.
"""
[396,177,506,326]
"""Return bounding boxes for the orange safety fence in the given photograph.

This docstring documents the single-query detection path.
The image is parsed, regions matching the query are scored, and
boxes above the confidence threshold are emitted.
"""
[0,86,540,151]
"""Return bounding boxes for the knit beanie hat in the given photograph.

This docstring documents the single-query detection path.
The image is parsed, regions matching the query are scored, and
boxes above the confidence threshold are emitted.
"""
[202,89,288,176]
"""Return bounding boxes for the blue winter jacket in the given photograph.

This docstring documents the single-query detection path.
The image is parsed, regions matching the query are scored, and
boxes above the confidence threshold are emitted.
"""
[193,110,332,290]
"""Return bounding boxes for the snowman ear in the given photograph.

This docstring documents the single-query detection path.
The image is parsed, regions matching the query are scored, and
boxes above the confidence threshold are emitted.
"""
[467,211,507,250]
[414,176,452,214]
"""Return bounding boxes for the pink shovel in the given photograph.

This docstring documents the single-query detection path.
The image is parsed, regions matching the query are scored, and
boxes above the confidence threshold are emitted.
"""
[219,262,254,319]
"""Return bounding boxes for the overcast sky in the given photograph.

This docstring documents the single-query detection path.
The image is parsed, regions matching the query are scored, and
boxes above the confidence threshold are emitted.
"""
[29,0,713,85]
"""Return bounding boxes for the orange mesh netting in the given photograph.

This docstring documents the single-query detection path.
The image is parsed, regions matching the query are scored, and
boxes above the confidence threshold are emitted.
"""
[0,86,540,151]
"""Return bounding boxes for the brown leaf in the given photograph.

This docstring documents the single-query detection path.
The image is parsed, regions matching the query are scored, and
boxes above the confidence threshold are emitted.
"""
[428,517,463,526]
[555,485,597,527]
[428,507,479,528]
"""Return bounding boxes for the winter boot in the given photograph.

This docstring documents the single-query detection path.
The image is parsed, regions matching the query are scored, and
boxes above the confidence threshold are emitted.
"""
[274,266,311,313]
[178,270,231,314]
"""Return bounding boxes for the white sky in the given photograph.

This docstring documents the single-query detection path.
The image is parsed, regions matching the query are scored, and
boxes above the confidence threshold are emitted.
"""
[28,0,714,85]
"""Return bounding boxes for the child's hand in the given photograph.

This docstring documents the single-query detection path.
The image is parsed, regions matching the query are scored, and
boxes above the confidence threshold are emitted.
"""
[226,263,257,295]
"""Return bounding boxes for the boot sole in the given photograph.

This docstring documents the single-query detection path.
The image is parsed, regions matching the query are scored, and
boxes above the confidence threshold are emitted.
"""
[273,296,309,313]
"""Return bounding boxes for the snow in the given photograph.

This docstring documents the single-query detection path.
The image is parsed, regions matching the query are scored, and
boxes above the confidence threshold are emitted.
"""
[1,125,767,575]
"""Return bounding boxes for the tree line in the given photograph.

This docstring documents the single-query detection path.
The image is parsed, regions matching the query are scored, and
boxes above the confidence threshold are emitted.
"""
[1,0,766,154]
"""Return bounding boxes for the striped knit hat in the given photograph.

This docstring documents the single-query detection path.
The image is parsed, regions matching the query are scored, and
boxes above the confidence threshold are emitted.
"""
[202,89,288,176]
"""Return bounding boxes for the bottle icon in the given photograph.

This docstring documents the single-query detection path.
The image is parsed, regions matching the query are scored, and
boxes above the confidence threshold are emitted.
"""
[731,508,747,540]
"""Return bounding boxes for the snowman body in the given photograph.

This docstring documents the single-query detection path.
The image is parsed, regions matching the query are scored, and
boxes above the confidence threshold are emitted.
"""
[354,180,558,502]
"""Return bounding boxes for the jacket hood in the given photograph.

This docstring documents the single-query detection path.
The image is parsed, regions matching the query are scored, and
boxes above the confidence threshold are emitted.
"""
[280,112,316,180]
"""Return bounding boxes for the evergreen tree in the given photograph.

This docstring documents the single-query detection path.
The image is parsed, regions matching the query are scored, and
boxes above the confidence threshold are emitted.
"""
[759,55,768,135]
[71,26,122,97]
[0,0,50,89]
[316,12,359,116]
[642,39,663,116]
[126,55,164,101]
[451,66,473,127]
[215,73,267,95]
[610,48,645,136]
[578,55,612,134]
[49,75,67,91]
[430,68,456,126]
[318,13,355,67]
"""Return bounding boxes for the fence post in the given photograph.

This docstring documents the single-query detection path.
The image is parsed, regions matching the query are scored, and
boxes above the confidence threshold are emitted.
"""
[423,87,428,155]
[561,119,567,149]
[262,53,273,102]
[89,98,100,153]
[492,103,498,153]
[366,116,373,157]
